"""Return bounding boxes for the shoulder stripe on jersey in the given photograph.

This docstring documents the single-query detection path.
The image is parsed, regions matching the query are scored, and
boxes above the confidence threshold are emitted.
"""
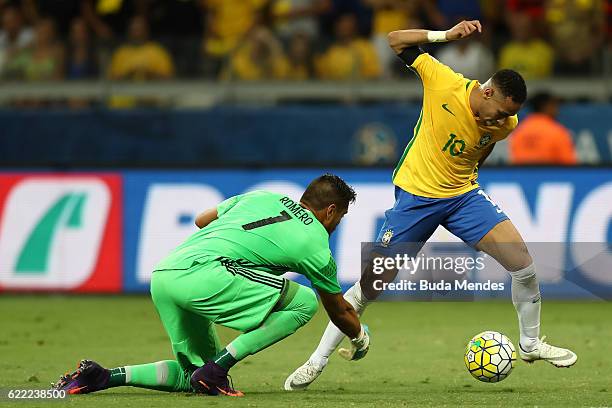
[465,80,473,91]
[393,108,423,180]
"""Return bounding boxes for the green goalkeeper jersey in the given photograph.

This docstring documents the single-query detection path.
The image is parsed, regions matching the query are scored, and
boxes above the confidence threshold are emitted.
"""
[154,190,341,294]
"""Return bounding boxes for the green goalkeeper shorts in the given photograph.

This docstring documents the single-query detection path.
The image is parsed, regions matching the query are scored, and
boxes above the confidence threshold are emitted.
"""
[150,257,296,372]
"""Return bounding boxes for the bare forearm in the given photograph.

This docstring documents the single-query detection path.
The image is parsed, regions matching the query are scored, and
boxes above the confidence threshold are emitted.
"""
[388,20,482,54]
[328,303,361,339]
[387,29,434,54]
[318,291,362,338]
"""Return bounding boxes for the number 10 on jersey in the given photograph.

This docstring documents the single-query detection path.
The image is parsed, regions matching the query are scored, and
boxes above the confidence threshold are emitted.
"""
[442,133,466,156]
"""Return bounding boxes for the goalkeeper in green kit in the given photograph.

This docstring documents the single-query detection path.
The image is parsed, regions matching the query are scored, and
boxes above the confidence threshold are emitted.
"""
[53,174,370,397]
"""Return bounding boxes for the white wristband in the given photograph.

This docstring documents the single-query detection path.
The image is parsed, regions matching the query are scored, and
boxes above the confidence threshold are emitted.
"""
[427,30,448,43]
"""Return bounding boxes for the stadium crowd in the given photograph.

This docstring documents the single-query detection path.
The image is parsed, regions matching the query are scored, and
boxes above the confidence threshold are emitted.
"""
[0,0,610,83]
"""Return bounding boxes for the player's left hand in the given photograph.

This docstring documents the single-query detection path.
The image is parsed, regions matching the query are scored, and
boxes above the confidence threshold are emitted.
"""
[446,20,482,41]
[338,324,370,361]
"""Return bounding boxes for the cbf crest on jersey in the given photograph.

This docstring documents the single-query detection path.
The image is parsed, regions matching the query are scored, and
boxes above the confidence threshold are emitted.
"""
[478,133,492,147]
[381,229,394,247]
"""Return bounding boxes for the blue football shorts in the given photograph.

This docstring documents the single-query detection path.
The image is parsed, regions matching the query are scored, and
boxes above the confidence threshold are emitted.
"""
[375,186,509,247]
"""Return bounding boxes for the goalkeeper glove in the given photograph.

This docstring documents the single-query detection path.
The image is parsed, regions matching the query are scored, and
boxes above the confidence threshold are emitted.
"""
[338,324,370,361]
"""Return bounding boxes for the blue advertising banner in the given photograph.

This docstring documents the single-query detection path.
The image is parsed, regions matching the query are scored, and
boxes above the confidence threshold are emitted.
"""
[1,105,611,166]
[122,168,612,298]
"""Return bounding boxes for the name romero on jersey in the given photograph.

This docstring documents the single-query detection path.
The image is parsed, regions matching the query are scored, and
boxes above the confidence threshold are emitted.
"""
[280,196,314,225]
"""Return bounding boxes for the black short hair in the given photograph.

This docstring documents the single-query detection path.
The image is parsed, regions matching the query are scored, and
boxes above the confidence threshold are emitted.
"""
[300,173,356,210]
[492,69,527,104]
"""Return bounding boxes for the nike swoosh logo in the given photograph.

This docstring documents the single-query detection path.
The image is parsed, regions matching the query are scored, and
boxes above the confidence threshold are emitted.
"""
[544,353,575,361]
[289,380,308,389]
[442,104,455,116]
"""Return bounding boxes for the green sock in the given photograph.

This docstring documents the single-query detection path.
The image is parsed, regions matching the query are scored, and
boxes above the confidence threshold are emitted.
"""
[213,348,238,370]
[110,360,192,392]
[108,367,126,387]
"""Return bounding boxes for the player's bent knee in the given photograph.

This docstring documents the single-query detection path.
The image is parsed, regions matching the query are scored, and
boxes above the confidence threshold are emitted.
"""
[294,286,319,324]
[302,287,320,319]
[503,244,533,272]
[515,246,533,271]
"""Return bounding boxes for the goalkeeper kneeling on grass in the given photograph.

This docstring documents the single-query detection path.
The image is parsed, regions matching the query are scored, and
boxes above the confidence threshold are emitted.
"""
[53,174,370,397]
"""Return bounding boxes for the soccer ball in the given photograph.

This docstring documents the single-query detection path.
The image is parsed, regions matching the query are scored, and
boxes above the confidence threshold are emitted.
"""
[464,331,516,383]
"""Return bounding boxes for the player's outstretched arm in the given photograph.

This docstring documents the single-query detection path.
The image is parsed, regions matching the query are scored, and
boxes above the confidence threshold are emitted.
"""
[317,290,361,338]
[317,290,370,360]
[387,20,482,54]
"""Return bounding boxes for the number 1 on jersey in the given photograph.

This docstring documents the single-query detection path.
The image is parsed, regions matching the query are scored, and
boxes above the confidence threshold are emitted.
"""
[477,190,503,214]
[242,210,292,230]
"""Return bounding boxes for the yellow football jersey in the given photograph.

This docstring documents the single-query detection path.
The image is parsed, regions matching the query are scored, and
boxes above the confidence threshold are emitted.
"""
[393,53,518,198]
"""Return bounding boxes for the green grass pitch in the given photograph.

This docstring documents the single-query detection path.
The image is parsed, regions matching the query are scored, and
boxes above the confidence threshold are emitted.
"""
[1,296,610,407]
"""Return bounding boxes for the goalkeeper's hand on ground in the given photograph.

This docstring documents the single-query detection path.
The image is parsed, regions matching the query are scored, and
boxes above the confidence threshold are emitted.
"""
[338,324,370,361]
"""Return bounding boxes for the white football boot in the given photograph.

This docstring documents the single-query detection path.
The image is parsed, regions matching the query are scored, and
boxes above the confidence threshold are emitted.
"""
[284,360,325,390]
[519,336,577,367]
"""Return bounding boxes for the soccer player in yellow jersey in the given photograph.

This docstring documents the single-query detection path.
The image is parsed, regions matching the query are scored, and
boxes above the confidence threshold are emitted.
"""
[286,20,577,390]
